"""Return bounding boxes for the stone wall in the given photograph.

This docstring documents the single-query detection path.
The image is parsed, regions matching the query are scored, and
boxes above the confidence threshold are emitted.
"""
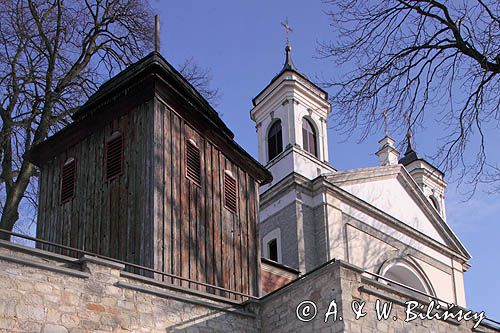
[1,240,498,333]
[259,260,499,333]
[259,260,345,333]
[0,241,260,333]
[259,195,322,273]
[260,201,300,269]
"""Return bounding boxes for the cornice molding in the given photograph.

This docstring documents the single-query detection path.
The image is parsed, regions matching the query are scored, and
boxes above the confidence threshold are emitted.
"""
[314,177,470,262]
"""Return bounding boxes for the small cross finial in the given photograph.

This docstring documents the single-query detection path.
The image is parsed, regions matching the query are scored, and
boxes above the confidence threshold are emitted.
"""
[382,108,389,137]
[281,18,293,47]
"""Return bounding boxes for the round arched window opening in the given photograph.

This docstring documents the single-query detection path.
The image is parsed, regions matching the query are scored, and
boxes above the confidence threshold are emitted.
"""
[267,120,283,161]
[262,228,282,263]
[379,260,435,299]
[302,118,318,157]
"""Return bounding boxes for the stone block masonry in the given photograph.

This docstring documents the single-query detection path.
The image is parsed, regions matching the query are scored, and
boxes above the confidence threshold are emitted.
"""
[1,240,498,332]
[0,241,260,332]
[259,260,500,332]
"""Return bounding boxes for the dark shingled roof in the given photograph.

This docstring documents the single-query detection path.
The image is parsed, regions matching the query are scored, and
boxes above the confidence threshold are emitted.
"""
[252,45,328,107]
[398,142,420,166]
[399,135,444,176]
[28,51,272,184]
[72,51,234,138]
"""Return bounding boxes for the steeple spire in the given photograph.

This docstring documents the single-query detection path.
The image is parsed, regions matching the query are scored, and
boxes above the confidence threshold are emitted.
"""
[399,125,419,166]
[405,127,414,155]
[283,43,296,71]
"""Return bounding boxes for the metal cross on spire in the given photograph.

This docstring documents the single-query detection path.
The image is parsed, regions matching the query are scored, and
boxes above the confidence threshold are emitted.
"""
[281,18,293,47]
[382,108,389,137]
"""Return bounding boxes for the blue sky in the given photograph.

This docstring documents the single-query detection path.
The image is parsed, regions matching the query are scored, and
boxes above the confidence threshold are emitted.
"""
[151,0,499,319]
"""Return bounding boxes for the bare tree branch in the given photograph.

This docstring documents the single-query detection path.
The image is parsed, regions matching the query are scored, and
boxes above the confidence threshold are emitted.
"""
[177,57,221,105]
[320,0,499,193]
[0,0,154,238]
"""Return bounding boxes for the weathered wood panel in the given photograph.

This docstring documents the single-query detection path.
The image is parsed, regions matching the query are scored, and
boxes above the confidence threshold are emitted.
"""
[171,112,182,285]
[36,95,262,298]
[127,106,138,271]
[152,98,261,297]
[198,137,207,293]
[204,141,214,293]
[92,128,103,256]
[248,176,258,296]
[212,144,222,294]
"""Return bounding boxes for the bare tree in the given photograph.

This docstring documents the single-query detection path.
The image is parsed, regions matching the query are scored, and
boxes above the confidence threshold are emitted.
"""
[0,0,155,239]
[0,1,221,239]
[178,57,220,105]
[320,0,499,191]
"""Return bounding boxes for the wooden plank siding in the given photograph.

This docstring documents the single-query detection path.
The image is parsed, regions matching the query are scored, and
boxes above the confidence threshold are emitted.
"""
[35,95,261,298]
[153,98,260,297]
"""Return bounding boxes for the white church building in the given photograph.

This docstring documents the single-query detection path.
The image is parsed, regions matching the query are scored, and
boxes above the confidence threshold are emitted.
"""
[252,41,471,308]
[2,26,498,332]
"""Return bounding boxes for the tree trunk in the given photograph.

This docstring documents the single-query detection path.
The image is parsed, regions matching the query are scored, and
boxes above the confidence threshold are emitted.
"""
[0,163,35,241]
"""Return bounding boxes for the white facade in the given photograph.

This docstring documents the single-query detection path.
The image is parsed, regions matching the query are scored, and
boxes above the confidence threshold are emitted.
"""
[253,44,470,307]
[250,48,334,192]
[376,136,400,166]
[404,159,448,221]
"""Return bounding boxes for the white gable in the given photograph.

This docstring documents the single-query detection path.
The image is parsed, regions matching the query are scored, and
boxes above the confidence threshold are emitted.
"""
[336,174,446,244]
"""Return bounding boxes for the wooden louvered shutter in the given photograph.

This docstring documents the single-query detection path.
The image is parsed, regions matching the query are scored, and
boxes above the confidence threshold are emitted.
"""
[106,132,123,180]
[186,139,201,185]
[224,171,237,213]
[60,158,76,204]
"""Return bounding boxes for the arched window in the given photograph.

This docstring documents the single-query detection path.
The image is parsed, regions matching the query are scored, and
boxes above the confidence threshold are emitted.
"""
[263,228,282,263]
[380,259,434,298]
[267,120,283,161]
[302,118,317,157]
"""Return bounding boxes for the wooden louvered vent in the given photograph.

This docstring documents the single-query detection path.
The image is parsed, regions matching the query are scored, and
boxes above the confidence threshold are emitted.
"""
[106,133,123,180]
[186,140,201,185]
[60,158,76,204]
[224,171,237,213]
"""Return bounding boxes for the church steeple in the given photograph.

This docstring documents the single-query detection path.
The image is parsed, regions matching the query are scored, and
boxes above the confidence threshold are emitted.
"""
[376,109,400,166]
[399,128,419,165]
[376,136,400,166]
[250,21,333,187]
[398,127,448,219]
